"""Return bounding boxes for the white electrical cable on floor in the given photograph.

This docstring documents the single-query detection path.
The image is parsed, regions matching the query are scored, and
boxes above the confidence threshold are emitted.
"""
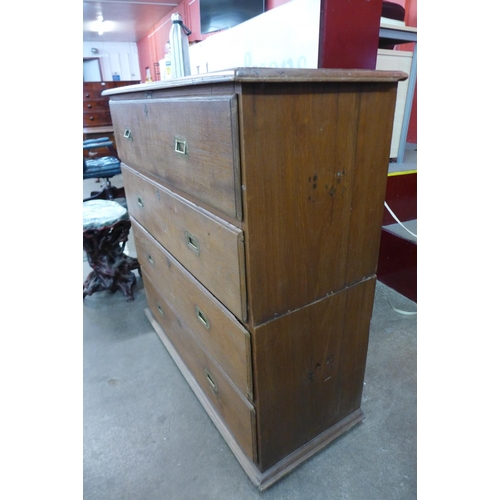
[384,202,417,239]
[387,300,417,316]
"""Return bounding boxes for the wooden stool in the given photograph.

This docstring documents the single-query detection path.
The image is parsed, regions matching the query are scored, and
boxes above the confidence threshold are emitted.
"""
[83,200,140,301]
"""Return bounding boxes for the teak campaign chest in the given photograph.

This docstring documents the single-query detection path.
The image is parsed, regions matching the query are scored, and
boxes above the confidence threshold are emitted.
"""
[104,67,407,489]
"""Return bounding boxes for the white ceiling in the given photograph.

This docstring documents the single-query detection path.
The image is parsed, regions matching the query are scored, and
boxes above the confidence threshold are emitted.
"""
[83,0,182,43]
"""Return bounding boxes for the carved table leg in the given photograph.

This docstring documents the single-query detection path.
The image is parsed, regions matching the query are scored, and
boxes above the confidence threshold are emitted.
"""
[83,219,140,301]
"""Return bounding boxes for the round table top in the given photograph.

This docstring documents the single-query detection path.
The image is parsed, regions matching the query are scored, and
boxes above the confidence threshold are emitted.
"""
[83,200,128,231]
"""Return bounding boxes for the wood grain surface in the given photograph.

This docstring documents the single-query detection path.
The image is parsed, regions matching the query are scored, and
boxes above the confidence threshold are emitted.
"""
[252,277,376,471]
[110,94,242,219]
[107,69,406,481]
[239,81,397,325]
[133,221,252,399]
[123,165,247,321]
[143,271,256,460]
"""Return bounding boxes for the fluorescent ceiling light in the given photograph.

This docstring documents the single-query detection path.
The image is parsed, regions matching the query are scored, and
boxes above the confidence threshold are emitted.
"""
[94,15,114,35]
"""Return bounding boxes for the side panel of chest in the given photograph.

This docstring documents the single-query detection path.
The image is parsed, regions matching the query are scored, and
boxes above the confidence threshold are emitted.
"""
[238,82,396,325]
[252,277,376,471]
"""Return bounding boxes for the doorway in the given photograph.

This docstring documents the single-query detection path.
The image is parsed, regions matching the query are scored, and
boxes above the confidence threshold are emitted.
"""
[83,58,102,82]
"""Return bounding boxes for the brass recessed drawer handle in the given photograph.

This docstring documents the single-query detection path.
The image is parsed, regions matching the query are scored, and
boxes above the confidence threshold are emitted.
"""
[185,231,200,255]
[124,128,132,140]
[156,303,165,318]
[205,369,217,393]
[195,306,210,330]
[174,137,188,155]
[137,197,144,207]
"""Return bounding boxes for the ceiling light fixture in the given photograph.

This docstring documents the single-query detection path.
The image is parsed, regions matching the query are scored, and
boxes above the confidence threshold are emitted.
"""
[95,14,112,36]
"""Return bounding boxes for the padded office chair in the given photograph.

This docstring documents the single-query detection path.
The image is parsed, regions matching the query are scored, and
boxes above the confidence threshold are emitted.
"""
[83,137,125,202]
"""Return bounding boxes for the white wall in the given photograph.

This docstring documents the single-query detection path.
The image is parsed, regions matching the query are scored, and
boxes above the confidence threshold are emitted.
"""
[189,0,321,75]
[83,42,141,82]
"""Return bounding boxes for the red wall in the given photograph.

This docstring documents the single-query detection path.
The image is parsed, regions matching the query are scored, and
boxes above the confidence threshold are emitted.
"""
[137,0,196,82]
[318,0,383,70]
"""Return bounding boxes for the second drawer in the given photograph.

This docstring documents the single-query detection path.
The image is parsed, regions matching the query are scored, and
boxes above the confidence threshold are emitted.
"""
[133,220,253,401]
[123,165,247,322]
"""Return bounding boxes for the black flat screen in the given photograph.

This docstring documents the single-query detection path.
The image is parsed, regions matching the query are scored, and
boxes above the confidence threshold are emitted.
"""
[199,0,265,35]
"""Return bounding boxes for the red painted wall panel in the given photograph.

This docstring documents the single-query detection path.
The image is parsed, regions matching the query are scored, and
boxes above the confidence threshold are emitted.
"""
[318,0,384,69]
[382,172,417,225]
[137,37,152,83]
[137,0,190,82]
[377,230,417,302]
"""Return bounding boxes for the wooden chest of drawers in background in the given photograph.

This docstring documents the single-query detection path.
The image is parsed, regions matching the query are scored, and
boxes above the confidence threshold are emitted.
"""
[83,81,140,127]
[83,81,139,157]
[104,68,407,489]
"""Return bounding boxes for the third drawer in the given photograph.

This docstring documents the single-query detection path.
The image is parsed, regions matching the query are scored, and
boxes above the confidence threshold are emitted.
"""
[132,219,253,401]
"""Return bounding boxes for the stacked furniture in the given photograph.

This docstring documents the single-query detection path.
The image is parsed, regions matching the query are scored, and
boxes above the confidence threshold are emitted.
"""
[104,67,406,489]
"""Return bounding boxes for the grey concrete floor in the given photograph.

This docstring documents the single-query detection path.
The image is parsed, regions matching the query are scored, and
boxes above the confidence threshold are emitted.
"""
[383,219,417,244]
[83,178,417,499]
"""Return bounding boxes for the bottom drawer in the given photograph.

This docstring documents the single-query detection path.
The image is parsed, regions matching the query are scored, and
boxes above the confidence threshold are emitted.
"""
[143,270,257,461]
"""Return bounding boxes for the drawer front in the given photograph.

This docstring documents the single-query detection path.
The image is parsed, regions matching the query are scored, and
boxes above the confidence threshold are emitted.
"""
[83,111,112,127]
[110,95,242,220]
[133,220,252,399]
[124,166,247,321]
[83,87,107,100]
[143,271,256,460]
[83,99,110,112]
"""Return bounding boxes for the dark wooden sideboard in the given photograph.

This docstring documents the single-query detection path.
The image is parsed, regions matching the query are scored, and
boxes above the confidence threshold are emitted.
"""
[104,67,407,489]
[83,80,139,157]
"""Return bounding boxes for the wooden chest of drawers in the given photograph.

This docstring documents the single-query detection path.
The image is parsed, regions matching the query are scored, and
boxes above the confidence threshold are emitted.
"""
[83,81,139,128]
[104,68,406,489]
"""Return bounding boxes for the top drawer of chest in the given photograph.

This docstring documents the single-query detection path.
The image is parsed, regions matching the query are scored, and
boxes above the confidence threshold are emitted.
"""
[109,95,242,221]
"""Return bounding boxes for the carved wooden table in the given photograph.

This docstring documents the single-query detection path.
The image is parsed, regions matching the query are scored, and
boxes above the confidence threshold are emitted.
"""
[83,200,140,301]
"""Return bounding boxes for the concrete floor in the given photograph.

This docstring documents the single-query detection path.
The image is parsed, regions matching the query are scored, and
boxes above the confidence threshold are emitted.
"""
[83,177,417,500]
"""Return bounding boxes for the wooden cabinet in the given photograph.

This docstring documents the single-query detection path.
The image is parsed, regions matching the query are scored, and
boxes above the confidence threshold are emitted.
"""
[104,67,406,489]
[83,81,140,128]
[83,81,140,157]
